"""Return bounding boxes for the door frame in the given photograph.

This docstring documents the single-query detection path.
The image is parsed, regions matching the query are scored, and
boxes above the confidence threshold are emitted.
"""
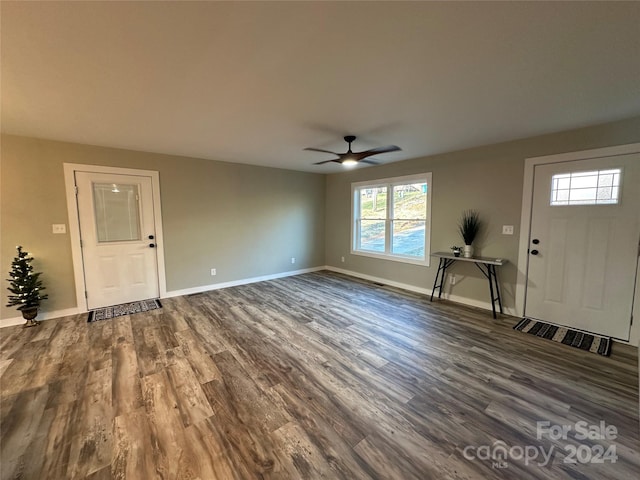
[515,143,640,324]
[63,163,167,311]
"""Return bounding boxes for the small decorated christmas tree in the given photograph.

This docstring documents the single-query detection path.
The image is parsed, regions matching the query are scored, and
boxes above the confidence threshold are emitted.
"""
[6,246,48,327]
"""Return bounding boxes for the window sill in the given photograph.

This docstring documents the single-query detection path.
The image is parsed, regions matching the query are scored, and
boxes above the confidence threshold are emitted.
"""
[351,249,430,267]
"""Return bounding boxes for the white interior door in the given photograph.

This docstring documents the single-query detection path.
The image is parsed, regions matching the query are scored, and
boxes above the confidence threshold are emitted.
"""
[525,155,640,339]
[76,172,159,309]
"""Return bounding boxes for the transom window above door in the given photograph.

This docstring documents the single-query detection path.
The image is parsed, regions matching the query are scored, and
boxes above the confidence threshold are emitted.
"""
[351,173,432,266]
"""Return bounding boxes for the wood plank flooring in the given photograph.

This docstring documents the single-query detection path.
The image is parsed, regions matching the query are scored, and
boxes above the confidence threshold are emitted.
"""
[1,271,638,479]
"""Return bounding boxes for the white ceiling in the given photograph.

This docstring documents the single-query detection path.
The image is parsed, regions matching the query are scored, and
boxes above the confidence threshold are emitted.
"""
[2,1,639,173]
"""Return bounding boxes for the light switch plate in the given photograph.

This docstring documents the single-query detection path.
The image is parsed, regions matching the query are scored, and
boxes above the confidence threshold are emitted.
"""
[502,225,514,235]
[52,224,66,234]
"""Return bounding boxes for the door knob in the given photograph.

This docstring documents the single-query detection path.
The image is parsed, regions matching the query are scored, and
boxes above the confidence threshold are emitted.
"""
[148,235,155,240]
[149,243,156,248]
[530,249,539,255]
[532,239,540,244]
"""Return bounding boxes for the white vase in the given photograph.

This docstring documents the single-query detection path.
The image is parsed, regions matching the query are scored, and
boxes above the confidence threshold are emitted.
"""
[463,244,474,258]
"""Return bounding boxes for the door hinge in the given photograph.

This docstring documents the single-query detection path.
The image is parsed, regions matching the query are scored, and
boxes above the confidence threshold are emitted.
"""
[79,238,83,248]
[84,291,88,299]
[631,314,634,326]
[74,185,78,196]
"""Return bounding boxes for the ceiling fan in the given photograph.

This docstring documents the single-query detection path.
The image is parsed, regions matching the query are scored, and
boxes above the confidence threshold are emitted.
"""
[305,135,401,166]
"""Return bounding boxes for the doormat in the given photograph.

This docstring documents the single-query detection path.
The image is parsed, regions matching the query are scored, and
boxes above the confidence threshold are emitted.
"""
[87,299,162,323]
[513,318,611,357]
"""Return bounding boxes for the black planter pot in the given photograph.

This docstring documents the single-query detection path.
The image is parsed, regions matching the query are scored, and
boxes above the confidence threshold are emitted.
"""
[21,307,40,327]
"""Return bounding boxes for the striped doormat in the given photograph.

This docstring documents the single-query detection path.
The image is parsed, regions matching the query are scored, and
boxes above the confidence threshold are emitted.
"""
[87,299,162,323]
[513,318,612,356]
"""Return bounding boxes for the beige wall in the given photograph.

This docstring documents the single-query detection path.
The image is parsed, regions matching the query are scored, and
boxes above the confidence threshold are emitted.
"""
[1,135,326,319]
[325,116,640,317]
[2,116,639,334]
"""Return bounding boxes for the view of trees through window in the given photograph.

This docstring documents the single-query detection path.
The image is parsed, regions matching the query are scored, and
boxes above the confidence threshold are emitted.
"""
[357,182,427,257]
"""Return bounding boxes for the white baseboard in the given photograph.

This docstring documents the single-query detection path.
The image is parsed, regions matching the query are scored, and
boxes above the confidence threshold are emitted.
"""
[325,265,518,316]
[325,266,432,295]
[0,267,326,329]
[0,307,82,328]
[164,266,326,298]
[2,267,633,349]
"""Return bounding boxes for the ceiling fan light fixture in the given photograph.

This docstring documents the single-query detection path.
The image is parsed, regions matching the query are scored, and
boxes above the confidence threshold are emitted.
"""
[305,135,401,167]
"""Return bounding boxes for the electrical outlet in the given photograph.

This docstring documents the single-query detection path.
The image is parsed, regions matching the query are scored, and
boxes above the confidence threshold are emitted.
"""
[341,256,345,263]
[450,274,456,285]
[502,225,514,235]
[211,268,216,276]
[52,224,66,234]
[291,257,295,264]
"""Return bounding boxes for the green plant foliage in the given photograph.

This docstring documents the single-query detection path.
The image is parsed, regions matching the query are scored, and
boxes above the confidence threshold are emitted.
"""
[458,210,481,245]
[6,246,48,311]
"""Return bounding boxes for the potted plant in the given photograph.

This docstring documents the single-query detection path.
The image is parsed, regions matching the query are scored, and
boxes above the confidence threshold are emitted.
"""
[458,210,481,258]
[6,246,48,327]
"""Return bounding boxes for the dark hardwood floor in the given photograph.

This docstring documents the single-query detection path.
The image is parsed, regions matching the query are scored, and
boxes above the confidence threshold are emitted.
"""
[1,271,638,479]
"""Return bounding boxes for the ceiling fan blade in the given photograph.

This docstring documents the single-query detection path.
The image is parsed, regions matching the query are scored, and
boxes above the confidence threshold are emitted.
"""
[304,147,340,156]
[313,159,341,165]
[359,159,379,165]
[354,145,401,160]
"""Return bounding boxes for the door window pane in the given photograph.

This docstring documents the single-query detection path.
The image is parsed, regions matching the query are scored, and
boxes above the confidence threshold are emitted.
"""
[550,169,621,205]
[93,183,141,242]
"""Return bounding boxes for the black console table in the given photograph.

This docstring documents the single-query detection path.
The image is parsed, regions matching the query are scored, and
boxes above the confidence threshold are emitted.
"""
[430,252,507,319]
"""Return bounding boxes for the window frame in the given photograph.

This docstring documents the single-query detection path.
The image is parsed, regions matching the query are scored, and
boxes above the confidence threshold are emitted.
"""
[351,172,432,266]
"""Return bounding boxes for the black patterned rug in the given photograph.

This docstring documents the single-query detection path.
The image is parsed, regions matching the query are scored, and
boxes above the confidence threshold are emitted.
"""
[513,318,611,356]
[87,299,162,323]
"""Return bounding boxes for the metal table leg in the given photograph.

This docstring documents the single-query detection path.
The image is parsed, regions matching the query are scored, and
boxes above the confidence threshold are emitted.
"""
[431,258,454,301]
[487,265,497,319]
[474,263,503,319]
[490,265,504,315]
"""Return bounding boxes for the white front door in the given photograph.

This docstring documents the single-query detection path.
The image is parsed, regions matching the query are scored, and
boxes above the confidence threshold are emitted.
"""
[76,172,160,309]
[525,154,640,339]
